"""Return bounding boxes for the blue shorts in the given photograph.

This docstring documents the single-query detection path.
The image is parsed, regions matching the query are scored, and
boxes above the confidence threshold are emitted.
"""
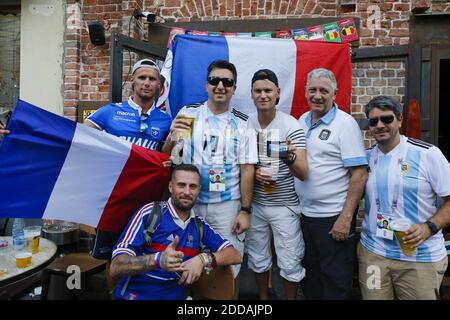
[92,229,120,260]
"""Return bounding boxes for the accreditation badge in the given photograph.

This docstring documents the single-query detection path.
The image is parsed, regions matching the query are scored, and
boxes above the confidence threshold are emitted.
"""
[209,168,226,192]
[375,213,394,240]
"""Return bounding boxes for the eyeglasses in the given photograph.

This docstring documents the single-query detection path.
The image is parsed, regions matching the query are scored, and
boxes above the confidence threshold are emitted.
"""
[368,115,395,127]
[140,113,149,132]
[207,76,235,87]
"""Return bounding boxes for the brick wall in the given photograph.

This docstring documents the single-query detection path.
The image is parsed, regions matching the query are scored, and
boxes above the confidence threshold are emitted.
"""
[64,0,147,121]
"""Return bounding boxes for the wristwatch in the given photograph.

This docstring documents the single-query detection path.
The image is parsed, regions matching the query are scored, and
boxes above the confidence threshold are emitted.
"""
[283,153,297,165]
[425,220,439,235]
[241,207,252,214]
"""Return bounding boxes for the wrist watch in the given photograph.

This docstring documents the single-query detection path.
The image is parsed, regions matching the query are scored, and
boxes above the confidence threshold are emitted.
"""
[425,220,439,235]
[283,153,297,165]
[241,207,252,214]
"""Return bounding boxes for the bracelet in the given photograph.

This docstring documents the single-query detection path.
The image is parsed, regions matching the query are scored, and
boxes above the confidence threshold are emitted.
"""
[154,252,161,269]
[198,253,215,275]
[210,253,217,269]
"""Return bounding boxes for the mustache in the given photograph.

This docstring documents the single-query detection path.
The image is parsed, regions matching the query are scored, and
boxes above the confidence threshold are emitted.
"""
[310,99,325,104]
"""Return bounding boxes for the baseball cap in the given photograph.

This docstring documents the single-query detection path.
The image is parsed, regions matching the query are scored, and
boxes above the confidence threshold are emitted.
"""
[251,69,279,87]
[132,59,159,75]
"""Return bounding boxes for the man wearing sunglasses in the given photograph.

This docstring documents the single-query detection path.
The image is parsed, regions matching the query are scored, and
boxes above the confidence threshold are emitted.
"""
[84,59,172,291]
[358,96,450,300]
[163,60,258,298]
[295,68,368,300]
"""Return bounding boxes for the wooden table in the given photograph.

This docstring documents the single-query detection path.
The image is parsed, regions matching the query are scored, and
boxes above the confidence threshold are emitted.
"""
[0,236,57,299]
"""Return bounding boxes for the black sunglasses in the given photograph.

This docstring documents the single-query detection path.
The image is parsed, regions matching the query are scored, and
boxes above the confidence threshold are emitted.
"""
[368,115,395,127]
[140,113,149,132]
[207,76,235,87]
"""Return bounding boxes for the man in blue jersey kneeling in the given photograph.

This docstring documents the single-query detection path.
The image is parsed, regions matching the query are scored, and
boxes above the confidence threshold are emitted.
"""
[358,96,450,299]
[110,164,242,300]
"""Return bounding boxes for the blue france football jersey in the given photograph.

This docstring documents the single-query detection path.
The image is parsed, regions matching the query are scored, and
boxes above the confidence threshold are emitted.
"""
[112,200,232,300]
[87,98,171,151]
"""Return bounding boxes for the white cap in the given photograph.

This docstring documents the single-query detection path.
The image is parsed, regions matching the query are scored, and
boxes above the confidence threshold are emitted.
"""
[132,59,159,75]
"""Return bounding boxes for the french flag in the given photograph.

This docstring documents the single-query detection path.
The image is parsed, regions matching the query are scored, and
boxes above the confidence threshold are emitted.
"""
[0,100,170,233]
[157,34,352,118]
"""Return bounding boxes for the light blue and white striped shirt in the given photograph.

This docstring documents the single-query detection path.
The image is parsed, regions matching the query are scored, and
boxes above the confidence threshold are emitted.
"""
[361,135,450,262]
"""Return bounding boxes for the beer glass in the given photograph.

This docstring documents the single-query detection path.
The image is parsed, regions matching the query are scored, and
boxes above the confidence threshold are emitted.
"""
[391,218,417,256]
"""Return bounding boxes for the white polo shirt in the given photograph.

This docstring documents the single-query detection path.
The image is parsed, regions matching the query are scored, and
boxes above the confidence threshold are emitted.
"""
[295,105,368,217]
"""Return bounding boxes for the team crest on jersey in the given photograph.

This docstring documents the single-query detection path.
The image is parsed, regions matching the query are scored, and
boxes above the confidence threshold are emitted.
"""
[151,127,160,138]
[186,234,194,248]
[319,129,331,140]
[401,162,410,175]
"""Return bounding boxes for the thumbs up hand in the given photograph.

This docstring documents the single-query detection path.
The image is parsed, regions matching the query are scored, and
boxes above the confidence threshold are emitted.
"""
[159,235,184,272]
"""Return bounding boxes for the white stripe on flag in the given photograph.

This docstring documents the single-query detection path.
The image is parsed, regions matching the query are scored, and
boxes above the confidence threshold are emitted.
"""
[227,37,297,116]
[43,124,132,226]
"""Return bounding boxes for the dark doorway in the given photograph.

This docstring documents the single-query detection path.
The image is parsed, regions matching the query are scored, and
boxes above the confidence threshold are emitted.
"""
[438,58,450,161]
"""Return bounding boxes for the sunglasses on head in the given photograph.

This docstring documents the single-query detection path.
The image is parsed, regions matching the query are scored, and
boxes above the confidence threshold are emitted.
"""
[207,76,235,87]
[140,113,149,132]
[368,115,395,127]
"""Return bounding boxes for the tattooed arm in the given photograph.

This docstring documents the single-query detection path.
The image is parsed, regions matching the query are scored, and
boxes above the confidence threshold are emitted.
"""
[110,236,184,278]
[110,254,156,277]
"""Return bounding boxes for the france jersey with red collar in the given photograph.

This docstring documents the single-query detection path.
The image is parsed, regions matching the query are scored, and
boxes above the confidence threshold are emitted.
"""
[112,199,232,300]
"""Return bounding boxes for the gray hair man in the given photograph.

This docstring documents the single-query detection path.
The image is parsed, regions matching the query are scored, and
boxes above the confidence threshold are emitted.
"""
[295,67,368,299]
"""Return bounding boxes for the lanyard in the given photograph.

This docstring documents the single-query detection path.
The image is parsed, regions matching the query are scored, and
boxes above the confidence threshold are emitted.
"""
[372,140,406,213]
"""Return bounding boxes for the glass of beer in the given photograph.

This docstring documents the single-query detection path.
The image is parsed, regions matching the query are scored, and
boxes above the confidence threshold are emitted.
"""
[24,225,42,254]
[16,252,32,268]
[260,167,277,193]
[174,110,195,140]
[391,218,417,256]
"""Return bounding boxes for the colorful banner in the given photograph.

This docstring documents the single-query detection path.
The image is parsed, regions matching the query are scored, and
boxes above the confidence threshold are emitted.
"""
[168,18,359,44]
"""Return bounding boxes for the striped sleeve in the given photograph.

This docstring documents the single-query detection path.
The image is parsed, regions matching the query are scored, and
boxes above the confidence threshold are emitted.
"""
[287,128,306,150]
[112,203,154,259]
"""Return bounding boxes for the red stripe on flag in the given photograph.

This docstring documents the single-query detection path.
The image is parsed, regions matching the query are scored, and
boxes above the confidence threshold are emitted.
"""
[150,243,200,257]
[291,41,352,119]
[97,145,170,233]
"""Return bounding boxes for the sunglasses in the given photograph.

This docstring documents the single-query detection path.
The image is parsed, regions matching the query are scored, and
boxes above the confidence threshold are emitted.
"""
[207,76,235,87]
[368,115,395,127]
[140,113,149,132]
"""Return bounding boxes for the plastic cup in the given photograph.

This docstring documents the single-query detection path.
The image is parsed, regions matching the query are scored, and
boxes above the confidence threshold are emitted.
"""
[15,252,32,268]
[24,226,42,254]
[174,112,195,140]
[260,167,277,193]
[390,218,417,256]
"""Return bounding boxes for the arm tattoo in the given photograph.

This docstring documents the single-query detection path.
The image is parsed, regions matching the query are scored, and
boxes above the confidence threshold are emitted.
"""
[160,251,169,270]
[111,254,155,277]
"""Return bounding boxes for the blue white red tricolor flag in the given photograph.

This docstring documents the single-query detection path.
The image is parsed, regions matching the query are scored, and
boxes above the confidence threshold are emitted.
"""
[0,100,170,233]
[157,34,352,119]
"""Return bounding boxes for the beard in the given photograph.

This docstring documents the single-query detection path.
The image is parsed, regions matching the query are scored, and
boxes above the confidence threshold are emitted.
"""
[172,196,196,212]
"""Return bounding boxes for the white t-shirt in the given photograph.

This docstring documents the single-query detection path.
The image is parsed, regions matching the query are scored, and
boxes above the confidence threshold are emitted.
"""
[247,110,306,206]
[178,102,258,204]
[361,135,450,262]
[295,106,368,217]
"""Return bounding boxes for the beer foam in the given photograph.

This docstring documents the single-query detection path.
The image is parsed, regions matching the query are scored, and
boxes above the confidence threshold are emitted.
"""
[390,219,411,232]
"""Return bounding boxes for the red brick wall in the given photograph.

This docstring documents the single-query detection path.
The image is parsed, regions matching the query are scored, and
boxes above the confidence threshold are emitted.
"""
[64,0,146,120]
